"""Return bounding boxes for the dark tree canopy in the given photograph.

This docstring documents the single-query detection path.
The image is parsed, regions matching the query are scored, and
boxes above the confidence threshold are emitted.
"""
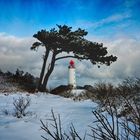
[31,25,117,91]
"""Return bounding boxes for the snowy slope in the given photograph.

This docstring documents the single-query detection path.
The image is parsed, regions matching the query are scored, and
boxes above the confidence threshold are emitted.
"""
[0,92,97,140]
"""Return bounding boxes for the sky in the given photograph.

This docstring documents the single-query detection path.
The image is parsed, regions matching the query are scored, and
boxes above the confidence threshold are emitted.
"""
[0,0,140,87]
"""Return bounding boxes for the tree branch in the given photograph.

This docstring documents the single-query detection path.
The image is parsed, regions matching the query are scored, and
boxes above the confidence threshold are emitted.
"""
[55,55,86,61]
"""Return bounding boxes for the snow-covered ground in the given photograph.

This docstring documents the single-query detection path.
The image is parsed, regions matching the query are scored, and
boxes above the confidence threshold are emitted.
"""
[0,92,97,140]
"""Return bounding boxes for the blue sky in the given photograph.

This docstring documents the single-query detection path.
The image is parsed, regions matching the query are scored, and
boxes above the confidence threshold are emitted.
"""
[0,0,140,86]
[0,0,140,38]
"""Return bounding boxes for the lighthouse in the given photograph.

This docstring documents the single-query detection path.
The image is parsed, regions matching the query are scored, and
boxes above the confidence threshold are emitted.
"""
[68,60,76,88]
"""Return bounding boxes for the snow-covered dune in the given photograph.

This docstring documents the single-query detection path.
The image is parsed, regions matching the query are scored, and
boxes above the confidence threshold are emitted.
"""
[0,92,97,140]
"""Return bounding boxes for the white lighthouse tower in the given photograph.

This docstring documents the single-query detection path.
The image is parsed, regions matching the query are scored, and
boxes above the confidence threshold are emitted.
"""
[68,60,76,88]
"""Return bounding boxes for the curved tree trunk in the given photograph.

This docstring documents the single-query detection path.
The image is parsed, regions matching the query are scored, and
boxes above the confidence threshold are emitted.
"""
[37,49,49,91]
[41,52,57,91]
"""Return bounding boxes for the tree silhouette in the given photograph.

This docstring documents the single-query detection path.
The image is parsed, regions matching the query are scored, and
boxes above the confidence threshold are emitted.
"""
[31,25,117,92]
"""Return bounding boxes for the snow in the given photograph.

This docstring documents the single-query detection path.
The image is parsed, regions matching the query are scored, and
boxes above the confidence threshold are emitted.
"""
[71,89,86,96]
[0,92,97,140]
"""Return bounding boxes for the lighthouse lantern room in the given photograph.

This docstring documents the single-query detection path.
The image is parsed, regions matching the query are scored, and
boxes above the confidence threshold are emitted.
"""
[68,60,76,88]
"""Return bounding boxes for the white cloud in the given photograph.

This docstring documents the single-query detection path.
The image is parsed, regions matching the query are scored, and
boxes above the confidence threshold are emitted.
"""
[93,13,131,29]
[0,33,43,75]
[107,37,140,78]
[76,12,131,30]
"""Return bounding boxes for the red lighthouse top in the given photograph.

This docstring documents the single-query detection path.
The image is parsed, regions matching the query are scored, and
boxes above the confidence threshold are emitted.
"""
[69,60,75,68]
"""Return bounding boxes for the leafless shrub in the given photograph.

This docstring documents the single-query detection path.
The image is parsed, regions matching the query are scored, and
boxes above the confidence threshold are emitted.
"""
[90,78,140,108]
[118,96,140,124]
[40,109,86,140]
[13,96,30,118]
[59,90,74,98]
[84,91,95,100]
[94,82,114,96]
[117,77,140,97]
[88,96,119,139]
[89,97,140,140]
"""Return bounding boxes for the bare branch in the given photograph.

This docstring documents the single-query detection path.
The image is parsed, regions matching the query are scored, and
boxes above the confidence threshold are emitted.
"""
[55,55,85,61]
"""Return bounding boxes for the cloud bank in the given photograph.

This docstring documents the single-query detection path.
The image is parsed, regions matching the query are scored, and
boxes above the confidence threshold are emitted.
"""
[0,33,140,87]
[83,36,140,81]
[0,33,43,75]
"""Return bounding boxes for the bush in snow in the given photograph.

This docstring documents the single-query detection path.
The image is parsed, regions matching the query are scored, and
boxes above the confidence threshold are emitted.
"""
[13,96,30,118]
[117,77,140,96]
[89,98,140,140]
